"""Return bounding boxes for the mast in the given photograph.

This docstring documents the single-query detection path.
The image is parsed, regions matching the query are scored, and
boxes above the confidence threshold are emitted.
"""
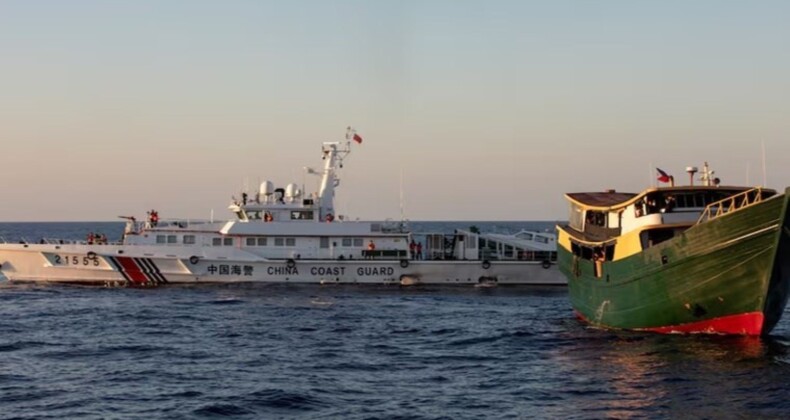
[317,135,352,219]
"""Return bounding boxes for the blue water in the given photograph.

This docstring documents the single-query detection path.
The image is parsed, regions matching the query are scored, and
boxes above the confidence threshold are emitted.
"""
[0,222,789,419]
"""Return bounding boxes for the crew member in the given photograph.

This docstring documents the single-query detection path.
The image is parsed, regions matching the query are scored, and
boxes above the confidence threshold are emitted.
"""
[149,209,159,227]
[416,242,423,260]
[367,240,376,259]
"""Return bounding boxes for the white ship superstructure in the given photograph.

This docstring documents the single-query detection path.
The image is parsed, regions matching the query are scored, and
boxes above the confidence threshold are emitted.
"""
[0,130,565,286]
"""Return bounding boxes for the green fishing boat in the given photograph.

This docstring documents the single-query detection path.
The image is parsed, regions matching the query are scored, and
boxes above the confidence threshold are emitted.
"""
[557,163,790,335]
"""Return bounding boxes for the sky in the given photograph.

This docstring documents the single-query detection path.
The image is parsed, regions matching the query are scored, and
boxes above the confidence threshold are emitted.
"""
[1,0,789,221]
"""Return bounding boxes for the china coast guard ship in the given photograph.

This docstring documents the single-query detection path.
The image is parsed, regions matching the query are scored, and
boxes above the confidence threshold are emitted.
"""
[0,130,564,287]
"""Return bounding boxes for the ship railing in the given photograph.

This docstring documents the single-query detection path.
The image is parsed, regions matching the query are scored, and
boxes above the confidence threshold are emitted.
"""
[696,187,764,225]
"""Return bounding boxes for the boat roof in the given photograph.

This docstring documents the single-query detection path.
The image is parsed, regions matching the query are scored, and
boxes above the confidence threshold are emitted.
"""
[565,186,772,211]
[566,192,638,208]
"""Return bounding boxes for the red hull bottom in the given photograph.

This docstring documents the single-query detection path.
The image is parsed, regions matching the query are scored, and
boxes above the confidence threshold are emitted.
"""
[575,311,765,336]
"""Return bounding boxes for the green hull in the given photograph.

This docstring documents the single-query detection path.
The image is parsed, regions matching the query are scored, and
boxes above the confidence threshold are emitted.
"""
[559,189,790,335]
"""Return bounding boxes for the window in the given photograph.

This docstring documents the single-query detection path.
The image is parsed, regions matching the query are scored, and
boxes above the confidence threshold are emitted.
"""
[184,235,196,245]
[569,204,584,230]
[246,238,256,246]
[342,238,352,247]
[223,238,233,246]
[257,238,267,246]
[321,237,330,249]
[285,238,296,246]
[274,237,284,246]
[156,235,166,244]
[212,238,222,246]
[290,211,314,220]
[167,235,177,244]
[353,238,363,247]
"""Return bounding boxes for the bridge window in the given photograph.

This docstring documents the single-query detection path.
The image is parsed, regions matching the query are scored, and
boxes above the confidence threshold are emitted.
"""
[246,238,256,246]
[342,238,352,247]
[184,235,196,245]
[212,238,222,246]
[569,204,584,230]
[156,235,166,244]
[290,211,314,220]
[167,235,177,244]
[223,238,233,246]
[285,238,296,246]
[257,238,267,246]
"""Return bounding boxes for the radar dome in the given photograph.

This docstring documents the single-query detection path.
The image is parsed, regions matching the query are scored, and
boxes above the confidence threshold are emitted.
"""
[285,183,300,199]
[259,181,274,196]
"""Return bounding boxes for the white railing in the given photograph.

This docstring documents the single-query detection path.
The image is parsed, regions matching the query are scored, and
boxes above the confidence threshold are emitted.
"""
[696,187,764,225]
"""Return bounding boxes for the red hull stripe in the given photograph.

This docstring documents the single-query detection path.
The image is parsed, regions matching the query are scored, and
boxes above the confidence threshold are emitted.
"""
[108,257,131,282]
[115,257,149,284]
[138,258,167,284]
[576,311,765,335]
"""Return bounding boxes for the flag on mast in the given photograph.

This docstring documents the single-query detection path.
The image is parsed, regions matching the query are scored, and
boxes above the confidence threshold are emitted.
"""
[346,126,363,144]
[656,168,671,183]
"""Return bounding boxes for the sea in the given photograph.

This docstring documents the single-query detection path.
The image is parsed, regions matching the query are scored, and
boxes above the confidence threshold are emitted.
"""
[0,221,788,419]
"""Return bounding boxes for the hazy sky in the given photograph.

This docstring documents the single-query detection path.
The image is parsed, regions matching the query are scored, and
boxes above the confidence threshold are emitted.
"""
[2,1,789,221]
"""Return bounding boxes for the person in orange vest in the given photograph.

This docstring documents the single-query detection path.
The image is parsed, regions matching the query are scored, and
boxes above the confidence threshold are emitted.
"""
[367,240,376,259]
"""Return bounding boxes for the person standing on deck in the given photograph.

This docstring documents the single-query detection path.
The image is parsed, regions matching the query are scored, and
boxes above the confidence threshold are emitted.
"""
[367,240,376,259]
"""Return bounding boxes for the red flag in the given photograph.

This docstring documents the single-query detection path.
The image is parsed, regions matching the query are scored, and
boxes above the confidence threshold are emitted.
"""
[656,168,671,183]
[353,133,363,144]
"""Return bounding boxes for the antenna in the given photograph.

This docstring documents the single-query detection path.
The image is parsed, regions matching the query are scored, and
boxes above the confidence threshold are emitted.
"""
[399,167,405,222]
[762,140,767,187]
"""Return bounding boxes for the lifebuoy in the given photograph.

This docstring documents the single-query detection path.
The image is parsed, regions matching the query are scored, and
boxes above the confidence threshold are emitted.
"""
[400,259,409,268]
[87,251,97,259]
[286,258,296,268]
[482,260,491,270]
[189,255,200,265]
[542,260,551,269]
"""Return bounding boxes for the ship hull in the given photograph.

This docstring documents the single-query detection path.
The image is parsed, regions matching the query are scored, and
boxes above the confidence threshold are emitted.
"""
[0,245,565,286]
[559,189,790,335]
